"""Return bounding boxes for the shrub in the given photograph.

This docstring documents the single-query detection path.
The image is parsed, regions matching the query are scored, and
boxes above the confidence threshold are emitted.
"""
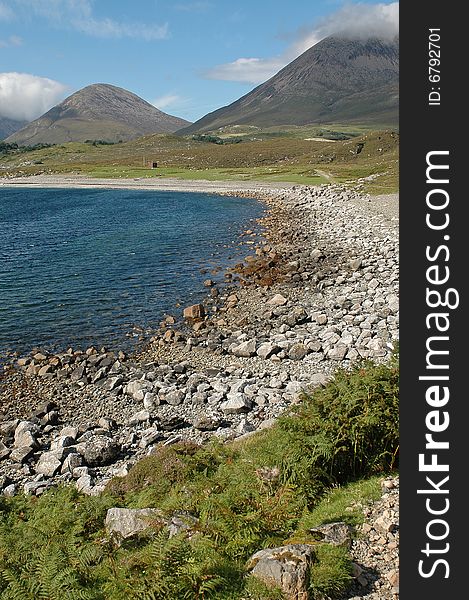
[0,355,398,599]
[277,357,399,504]
[309,544,353,599]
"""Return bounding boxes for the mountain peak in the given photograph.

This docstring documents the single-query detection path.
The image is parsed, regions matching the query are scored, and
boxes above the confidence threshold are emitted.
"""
[7,84,190,145]
[178,35,398,135]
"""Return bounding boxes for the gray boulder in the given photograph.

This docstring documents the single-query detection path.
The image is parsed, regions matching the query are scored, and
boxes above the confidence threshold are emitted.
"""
[308,522,352,548]
[35,451,63,477]
[14,421,38,448]
[76,435,120,466]
[220,393,252,414]
[232,339,257,358]
[105,507,162,541]
[247,544,315,600]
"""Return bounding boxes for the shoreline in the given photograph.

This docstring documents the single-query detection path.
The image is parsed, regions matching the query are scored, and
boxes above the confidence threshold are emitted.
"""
[0,173,298,193]
[0,180,399,598]
[1,180,399,481]
[0,181,268,361]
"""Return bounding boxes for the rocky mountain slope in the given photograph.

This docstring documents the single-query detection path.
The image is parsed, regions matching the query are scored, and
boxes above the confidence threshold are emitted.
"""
[0,117,28,141]
[179,35,398,134]
[6,84,190,145]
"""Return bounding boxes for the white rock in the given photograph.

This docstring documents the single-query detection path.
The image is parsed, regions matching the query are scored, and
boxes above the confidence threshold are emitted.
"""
[267,294,287,306]
[220,394,252,414]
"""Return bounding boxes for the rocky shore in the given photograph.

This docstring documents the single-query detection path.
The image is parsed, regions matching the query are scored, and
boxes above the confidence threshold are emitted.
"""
[0,181,399,597]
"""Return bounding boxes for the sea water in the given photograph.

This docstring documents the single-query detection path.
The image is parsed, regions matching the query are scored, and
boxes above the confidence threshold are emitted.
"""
[0,187,263,355]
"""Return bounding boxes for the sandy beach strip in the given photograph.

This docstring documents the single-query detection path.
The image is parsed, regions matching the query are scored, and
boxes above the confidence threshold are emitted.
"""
[0,173,297,194]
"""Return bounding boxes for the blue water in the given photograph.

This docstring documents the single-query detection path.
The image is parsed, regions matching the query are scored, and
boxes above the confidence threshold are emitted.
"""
[0,187,263,355]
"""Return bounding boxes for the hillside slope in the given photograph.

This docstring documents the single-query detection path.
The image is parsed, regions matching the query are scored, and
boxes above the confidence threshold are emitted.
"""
[7,84,190,145]
[179,36,398,134]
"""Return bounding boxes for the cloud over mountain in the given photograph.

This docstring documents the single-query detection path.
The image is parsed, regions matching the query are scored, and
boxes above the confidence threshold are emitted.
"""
[204,2,399,84]
[0,72,68,121]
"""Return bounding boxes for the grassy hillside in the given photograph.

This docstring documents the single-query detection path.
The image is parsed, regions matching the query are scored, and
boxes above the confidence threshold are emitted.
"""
[0,126,398,194]
[0,355,398,599]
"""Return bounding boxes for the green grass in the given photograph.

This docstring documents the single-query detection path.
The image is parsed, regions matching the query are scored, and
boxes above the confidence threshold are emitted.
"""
[0,354,399,599]
[1,127,399,194]
[84,165,330,185]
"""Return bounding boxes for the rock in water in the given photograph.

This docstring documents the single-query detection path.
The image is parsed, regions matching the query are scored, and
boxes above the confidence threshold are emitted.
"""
[183,304,205,319]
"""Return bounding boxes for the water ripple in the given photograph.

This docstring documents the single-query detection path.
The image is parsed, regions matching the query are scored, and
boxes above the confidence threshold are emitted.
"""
[0,187,262,354]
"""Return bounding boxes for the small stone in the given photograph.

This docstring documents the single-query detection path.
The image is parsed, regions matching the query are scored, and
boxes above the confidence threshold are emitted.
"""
[308,522,352,548]
[267,294,287,306]
[183,304,205,319]
[3,484,16,497]
[288,343,308,361]
[61,452,83,474]
[348,258,362,271]
[138,427,161,448]
[165,389,186,406]
[60,426,79,439]
[97,417,116,431]
[256,342,279,359]
[193,415,220,431]
[76,474,94,494]
[232,339,256,357]
[328,344,348,360]
[102,376,124,391]
[35,452,63,477]
[247,544,314,599]
[10,446,35,463]
[220,394,252,414]
[143,392,158,410]
[0,442,10,460]
[38,364,53,376]
[76,435,120,466]
[24,481,48,496]
[14,421,38,448]
[129,410,151,426]
[310,249,323,261]
[125,380,150,401]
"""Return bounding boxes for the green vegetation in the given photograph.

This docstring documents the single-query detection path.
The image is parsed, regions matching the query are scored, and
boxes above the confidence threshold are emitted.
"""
[0,355,398,599]
[0,127,398,194]
[84,140,122,146]
[191,134,243,145]
[0,142,55,155]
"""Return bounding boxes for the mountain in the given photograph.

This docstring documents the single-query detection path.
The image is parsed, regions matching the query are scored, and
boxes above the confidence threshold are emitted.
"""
[0,117,28,141]
[178,35,399,135]
[6,84,191,145]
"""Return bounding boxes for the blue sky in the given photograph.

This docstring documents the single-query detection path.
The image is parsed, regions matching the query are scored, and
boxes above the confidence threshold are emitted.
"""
[0,1,398,124]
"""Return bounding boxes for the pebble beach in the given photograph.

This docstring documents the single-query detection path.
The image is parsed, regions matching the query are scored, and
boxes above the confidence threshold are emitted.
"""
[0,175,399,598]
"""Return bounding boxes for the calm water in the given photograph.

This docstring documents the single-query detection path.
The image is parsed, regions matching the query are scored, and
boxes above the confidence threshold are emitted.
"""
[0,187,263,355]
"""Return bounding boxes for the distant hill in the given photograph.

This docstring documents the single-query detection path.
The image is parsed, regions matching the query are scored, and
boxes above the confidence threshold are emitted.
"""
[0,117,28,141]
[178,35,399,135]
[6,84,191,145]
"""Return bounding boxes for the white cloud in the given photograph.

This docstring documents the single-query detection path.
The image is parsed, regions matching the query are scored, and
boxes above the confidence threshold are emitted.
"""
[205,57,286,85]
[0,35,23,48]
[0,72,69,121]
[204,2,399,84]
[152,94,183,110]
[0,2,14,20]
[10,0,170,40]
[306,1,399,44]
[73,18,169,40]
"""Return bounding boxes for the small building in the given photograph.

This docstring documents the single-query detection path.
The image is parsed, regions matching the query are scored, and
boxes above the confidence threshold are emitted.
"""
[148,161,158,169]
